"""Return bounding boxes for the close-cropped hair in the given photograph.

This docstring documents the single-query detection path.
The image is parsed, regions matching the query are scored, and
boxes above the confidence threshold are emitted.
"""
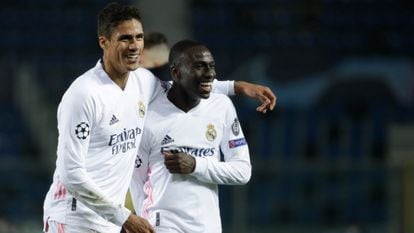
[168,39,206,67]
[97,2,141,38]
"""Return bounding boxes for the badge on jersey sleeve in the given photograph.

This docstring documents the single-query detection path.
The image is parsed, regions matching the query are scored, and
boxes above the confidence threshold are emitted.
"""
[75,122,90,140]
[231,118,240,136]
[206,123,217,142]
[228,138,247,148]
[138,101,145,118]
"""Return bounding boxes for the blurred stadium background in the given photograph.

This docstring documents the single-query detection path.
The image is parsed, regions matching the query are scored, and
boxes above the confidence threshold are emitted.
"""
[1,0,414,232]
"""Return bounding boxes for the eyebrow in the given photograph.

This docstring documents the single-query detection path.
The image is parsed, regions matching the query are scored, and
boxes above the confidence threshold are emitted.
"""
[118,33,144,40]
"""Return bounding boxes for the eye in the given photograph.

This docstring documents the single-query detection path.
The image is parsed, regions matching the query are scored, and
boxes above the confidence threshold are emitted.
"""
[118,35,130,42]
[195,62,207,68]
[136,34,144,40]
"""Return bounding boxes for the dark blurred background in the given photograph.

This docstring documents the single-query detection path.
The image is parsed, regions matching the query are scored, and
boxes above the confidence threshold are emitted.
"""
[1,0,414,232]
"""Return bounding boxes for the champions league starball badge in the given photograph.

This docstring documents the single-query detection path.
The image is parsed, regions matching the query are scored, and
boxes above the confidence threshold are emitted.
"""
[206,123,217,142]
[138,101,145,118]
[231,118,240,136]
[75,122,90,140]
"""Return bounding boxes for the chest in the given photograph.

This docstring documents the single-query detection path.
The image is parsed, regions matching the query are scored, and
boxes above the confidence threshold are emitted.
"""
[90,88,149,150]
[151,112,225,156]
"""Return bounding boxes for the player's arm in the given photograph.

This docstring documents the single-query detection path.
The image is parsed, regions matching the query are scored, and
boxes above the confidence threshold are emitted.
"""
[234,81,276,113]
[212,80,277,113]
[56,90,132,227]
[151,72,277,114]
[163,138,251,185]
[163,99,251,185]
[191,101,251,185]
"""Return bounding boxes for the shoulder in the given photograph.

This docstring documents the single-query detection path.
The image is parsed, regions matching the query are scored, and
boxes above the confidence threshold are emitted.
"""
[67,72,97,96]
[147,92,169,117]
[131,67,157,81]
[208,93,234,107]
[60,67,101,104]
[130,67,165,91]
[206,93,238,122]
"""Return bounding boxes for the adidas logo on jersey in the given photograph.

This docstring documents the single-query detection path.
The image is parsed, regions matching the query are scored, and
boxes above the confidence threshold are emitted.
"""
[161,135,174,145]
[109,115,119,125]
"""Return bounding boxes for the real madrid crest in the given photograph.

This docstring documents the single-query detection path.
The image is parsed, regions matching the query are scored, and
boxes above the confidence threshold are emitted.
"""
[206,123,217,142]
[231,118,240,136]
[138,101,145,118]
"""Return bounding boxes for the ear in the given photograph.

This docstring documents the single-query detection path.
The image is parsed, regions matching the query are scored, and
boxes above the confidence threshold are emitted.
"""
[170,65,180,82]
[98,36,107,50]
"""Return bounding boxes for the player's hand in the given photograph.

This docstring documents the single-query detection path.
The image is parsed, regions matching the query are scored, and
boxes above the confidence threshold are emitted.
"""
[122,214,154,233]
[163,150,196,174]
[234,81,277,113]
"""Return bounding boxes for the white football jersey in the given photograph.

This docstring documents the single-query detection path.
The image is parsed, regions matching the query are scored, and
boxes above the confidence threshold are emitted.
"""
[129,91,251,233]
[43,61,235,233]
[43,61,165,232]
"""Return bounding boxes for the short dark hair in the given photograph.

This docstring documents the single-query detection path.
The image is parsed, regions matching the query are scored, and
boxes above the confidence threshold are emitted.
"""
[144,32,168,49]
[169,39,207,67]
[97,2,142,38]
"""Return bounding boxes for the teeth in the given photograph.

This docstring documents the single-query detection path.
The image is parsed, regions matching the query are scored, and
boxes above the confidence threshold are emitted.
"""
[200,82,212,93]
[200,82,212,86]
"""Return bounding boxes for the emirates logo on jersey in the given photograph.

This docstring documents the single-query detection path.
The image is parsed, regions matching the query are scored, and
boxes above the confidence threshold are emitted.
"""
[160,146,216,157]
[108,127,142,155]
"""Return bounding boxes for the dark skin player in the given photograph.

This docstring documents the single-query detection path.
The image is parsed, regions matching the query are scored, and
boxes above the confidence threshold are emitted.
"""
[163,40,220,173]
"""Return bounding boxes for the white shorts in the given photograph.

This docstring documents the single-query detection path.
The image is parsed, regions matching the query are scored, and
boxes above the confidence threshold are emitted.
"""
[44,219,100,233]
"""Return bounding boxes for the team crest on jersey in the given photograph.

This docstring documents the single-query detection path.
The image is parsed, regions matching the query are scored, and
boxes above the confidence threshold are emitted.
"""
[205,123,217,142]
[231,118,240,136]
[138,101,145,118]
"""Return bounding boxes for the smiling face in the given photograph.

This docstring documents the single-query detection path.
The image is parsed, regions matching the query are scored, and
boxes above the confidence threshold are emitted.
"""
[99,19,144,78]
[174,45,216,99]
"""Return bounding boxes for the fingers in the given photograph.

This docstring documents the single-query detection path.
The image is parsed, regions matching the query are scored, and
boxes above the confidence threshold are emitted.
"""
[264,87,277,110]
[124,214,154,233]
[255,87,277,113]
[141,216,154,233]
[145,222,155,233]
[164,160,184,173]
[255,94,271,113]
[163,153,195,174]
[256,101,268,113]
[163,153,180,173]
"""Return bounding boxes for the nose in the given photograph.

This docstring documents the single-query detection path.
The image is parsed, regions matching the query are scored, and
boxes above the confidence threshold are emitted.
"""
[205,67,215,80]
[129,40,141,51]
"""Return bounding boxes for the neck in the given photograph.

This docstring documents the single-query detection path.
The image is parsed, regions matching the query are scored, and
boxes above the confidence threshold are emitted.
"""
[102,59,129,90]
[167,85,200,112]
